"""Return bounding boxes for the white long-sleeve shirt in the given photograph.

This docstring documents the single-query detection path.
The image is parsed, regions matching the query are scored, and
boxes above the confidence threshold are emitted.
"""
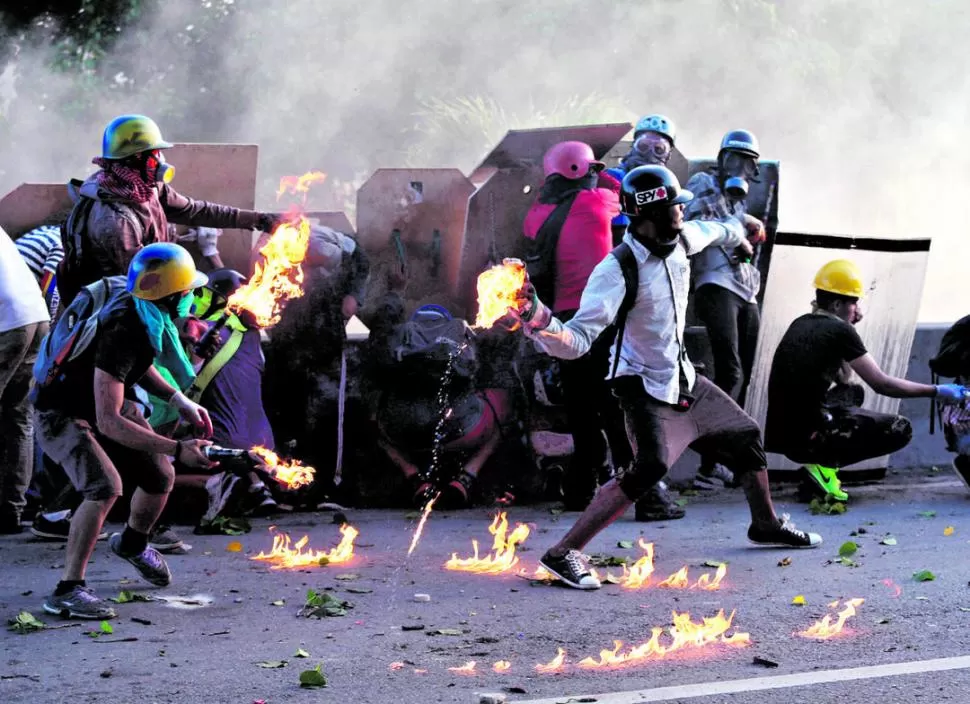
[531,218,745,404]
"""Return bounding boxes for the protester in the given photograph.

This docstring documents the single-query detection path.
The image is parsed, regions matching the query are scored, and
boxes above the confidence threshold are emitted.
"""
[684,129,766,492]
[59,113,282,304]
[931,315,970,489]
[523,141,632,511]
[0,227,51,533]
[765,259,968,502]
[14,224,64,317]
[33,243,216,619]
[505,165,821,590]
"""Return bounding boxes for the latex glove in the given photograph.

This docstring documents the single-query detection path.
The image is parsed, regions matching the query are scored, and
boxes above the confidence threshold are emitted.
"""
[936,384,970,406]
[178,227,222,257]
[171,390,214,438]
[743,214,766,244]
[176,438,218,470]
[736,237,755,258]
[341,295,358,320]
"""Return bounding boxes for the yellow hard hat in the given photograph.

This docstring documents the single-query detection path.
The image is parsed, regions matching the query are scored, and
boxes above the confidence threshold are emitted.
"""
[813,259,864,298]
[127,243,208,301]
[102,114,173,160]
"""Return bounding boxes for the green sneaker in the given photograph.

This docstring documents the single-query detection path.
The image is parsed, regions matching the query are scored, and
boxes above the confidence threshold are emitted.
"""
[803,464,848,502]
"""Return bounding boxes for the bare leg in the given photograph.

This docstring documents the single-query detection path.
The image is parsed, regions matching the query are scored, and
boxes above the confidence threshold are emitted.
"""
[546,479,633,557]
[742,469,781,529]
[63,497,115,581]
[127,488,169,535]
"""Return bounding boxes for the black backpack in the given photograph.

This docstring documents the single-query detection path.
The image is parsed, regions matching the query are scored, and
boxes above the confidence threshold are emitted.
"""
[380,316,478,393]
[609,241,639,378]
[930,315,970,379]
[523,193,579,303]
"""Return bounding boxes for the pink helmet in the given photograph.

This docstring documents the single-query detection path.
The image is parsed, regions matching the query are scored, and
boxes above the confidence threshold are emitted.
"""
[542,141,604,180]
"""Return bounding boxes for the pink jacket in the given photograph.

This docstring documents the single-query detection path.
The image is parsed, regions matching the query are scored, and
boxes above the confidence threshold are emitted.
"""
[523,171,620,313]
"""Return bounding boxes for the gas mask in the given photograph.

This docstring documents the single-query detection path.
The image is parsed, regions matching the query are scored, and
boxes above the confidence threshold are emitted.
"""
[143,150,175,184]
[632,133,672,166]
[719,151,759,199]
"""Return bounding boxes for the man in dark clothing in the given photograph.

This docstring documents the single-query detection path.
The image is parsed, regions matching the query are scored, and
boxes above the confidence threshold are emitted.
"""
[32,243,216,619]
[766,259,968,502]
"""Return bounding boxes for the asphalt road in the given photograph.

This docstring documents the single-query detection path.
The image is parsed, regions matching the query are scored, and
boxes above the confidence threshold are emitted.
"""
[3,470,970,704]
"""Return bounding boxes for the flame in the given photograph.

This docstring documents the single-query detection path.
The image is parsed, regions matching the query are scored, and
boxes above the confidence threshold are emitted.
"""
[249,445,315,489]
[251,524,358,569]
[389,662,405,671]
[444,512,530,574]
[577,610,750,669]
[407,493,439,556]
[447,661,477,674]
[797,598,865,640]
[658,566,690,589]
[882,578,902,598]
[474,260,527,329]
[492,661,511,673]
[276,171,327,202]
[692,563,728,591]
[535,647,567,673]
[228,215,310,327]
[616,540,655,588]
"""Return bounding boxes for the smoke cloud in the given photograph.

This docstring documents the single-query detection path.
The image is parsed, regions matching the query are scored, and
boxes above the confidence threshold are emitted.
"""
[1,0,967,321]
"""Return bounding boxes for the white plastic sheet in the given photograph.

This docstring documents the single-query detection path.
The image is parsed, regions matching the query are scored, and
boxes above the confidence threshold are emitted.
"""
[745,233,932,470]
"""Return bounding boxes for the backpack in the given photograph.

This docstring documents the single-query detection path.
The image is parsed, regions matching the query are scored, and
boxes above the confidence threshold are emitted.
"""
[930,315,970,379]
[380,316,478,393]
[523,194,579,303]
[30,276,129,399]
[609,242,639,378]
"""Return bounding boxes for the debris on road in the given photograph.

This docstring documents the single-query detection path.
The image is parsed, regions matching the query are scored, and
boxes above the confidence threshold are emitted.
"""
[299,589,352,618]
[752,656,779,668]
[913,570,936,582]
[298,664,328,688]
[7,612,46,634]
[413,593,431,602]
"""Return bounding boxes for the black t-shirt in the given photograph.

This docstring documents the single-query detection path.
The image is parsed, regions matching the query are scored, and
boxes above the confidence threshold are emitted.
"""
[764,312,868,450]
[34,292,156,422]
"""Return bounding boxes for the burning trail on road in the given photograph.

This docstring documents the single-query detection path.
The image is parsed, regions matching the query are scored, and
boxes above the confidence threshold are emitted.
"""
[444,512,530,574]
[251,524,358,569]
[407,493,439,556]
[797,598,865,640]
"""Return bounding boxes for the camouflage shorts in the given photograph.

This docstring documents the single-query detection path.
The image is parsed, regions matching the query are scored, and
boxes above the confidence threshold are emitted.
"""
[942,405,970,453]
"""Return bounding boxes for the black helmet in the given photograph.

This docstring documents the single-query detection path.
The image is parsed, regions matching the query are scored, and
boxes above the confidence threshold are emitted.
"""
[191,268,247,319]
[620,165,693,217]
[718,129,760,159]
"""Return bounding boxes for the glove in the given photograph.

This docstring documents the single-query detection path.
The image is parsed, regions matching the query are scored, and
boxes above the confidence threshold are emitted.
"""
[936,384,969,406]
[177,227,223,257]
[256,212,285,234]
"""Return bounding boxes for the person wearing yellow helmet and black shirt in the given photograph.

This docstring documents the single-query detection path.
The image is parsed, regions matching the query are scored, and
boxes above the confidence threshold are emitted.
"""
[32,243,217,620]
[59,114,283,306]
[765,259,969,502]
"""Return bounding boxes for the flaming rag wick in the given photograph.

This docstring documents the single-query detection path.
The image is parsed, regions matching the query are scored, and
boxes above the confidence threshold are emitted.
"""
[407,493,439,556]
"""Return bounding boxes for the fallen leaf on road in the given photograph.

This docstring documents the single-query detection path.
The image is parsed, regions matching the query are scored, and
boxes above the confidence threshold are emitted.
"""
[913,570,936,582]
[226,541,243,552]
[256,660,288,669]
[7,612,46,634]
[429,628,464,636]
[345,587,372,594]
[703,560,727,568]
[294,648,310,658]
[778,557,792,567]
[617,540,634,549]
[299,590,351,618]
[918,511,937,518]
[334,574,359,581]
[792,595,806,606]
[875,618,890,624]
[270,599,285,607]
[588,554,627,567]
[752,656,779,668]
[111,590,153,604]
[944,526,955,536]
[299,664,328,688]
[958,607,970,612]
[839,541,858,557]
[809,498,846,515]
[880,536,897,546]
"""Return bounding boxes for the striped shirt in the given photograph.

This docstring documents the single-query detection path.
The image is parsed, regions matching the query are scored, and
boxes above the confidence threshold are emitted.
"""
[14,225,63,316]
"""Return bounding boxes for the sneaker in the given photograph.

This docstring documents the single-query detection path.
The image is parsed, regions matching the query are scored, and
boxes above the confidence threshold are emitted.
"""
[109,533,172,587]
[952,455,970,491]
[242,483,279,517]
[43,585,117,620]
[539,549,601,590]
[693,463,740,491]
[748,514,822,549]
[202,472,243,522]
[30,511,109,541]
[803,464,848,502]
[635,481,686,521]
[149,525,186,553]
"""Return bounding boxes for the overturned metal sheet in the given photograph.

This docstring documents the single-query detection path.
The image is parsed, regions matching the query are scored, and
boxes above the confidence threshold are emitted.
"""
[356,168,474,315]
[469,123,632,184]
[0,183,73,238]
[745,233,932,471]
[164,144,258,275]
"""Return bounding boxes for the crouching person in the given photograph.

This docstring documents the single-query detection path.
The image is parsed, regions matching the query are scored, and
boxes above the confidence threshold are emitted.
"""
[929,315,970,489]
[32,243,216,619]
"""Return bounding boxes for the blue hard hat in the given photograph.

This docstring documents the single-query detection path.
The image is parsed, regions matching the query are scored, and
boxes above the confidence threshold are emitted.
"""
[411,303,452,323]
